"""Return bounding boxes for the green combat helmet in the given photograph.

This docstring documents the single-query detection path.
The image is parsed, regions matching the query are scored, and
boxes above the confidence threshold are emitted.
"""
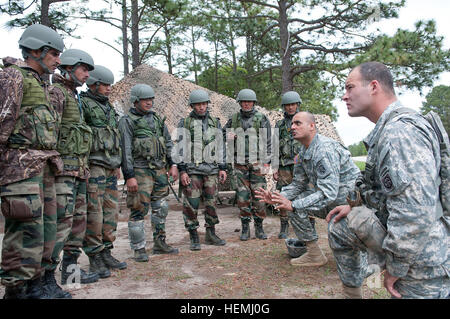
[236,88,257,103]
[59,49,95,87]
[86,64,114,86]
[281,91,302,106]
[189,89,210,106]
[130,84,155,104]
[18,23,65,74]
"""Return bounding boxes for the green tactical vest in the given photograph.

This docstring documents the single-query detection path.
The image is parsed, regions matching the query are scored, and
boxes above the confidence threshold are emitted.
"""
[278,117,302,166]
[54,83,93,168]
[82,96,121,158]
[128,111,167,165]
[231,111,264,159]
[7,65,60,150]
[183,115,219,164]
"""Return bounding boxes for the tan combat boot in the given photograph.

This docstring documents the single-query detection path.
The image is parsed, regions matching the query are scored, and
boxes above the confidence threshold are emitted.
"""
[290,240,328,267]
[342,284,363,299]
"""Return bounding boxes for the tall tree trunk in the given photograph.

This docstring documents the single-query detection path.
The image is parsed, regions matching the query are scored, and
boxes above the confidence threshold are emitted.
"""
[214,40,219,92]
[164,25,173,74]
[279,0,292,93]
[131,0,139,70]
[122,0,129,75]
[191,25,198,84]
[41,0,50,26]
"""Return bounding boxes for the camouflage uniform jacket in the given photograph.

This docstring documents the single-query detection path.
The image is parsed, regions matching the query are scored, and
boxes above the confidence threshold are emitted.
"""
[280,133,359,211]
[223,108,272,164]
[48,74,90,179]
[275,111,302,167]
[0,57,63,186]
[176,110,227,175]
[360,101,448,279]
[80,90,121,169]
[119,107,175,181]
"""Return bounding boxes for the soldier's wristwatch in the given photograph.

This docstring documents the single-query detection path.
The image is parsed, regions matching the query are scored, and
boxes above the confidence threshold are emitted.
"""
[346,190,362,208]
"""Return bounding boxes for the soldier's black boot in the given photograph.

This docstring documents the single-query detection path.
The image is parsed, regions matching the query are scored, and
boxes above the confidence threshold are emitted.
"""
[240,219,250,241]
[188,229,201,251]
[101,248,127,270]
[278,219,289,239]
[61,253,99,285]
[3,282,27,299]
[26,276,51,299]
[254,218,268,240]
[88,253,111,278]
[134,248,149,262]
[205,226,226,246]
[42,270,72,299]
[152,235,179,255]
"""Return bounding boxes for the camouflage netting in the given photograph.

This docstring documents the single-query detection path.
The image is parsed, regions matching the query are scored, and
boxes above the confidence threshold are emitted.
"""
[109,64,344,191]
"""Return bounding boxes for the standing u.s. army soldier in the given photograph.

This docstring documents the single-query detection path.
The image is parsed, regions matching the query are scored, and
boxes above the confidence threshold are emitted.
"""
[256,111,360,268]
[47,49,97,298]
[223,89,272,241]
[80,65,127,276]
[176,89,227,251]
[0,24,64,299]
[273,91,304,239]
[326,61,449,299]
[119,84,179,262]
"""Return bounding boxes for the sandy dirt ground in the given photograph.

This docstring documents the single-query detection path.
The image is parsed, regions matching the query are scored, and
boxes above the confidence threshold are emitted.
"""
[0,192,389,300]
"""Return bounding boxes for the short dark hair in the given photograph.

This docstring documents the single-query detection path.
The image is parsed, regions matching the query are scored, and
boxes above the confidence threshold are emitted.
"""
[356,62,395,95]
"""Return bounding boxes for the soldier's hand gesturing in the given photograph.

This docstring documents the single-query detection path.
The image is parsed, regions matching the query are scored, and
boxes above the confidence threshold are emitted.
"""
[271,192,293,211]
[254,187,275,204]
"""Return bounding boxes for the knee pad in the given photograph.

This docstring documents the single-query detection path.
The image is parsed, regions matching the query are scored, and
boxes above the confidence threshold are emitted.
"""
[127,220,146,250]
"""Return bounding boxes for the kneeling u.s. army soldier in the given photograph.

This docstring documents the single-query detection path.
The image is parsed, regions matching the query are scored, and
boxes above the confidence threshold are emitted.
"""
[0,24,64,299]
[273,91,311,239]
[175,89,227,251]
[48,48,97,298]
[119,84,179,262]
[256,111,360,268]
[80,65,127,275]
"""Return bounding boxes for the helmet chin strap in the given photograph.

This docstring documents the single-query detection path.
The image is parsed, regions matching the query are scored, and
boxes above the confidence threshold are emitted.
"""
[28,46,52,74]
[61,63,84,87]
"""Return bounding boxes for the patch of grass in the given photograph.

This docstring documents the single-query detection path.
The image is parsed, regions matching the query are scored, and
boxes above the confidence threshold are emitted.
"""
[354,160,366,171]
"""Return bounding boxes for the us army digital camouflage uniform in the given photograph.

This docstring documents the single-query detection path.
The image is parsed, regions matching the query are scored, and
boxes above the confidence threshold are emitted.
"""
[176,110,227,230]
[0,58,63,288]
[328,101,450,298]
[223,108,272,223]
[280,133,360,242]
[48,74,92,268]
[80,89,121,257]
[119,107,176,250]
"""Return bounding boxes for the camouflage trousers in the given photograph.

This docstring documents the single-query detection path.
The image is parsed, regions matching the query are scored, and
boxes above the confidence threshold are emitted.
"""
[83,165,119,256]
[275,164,294,220]
[182,174,219,230]
[0,162,57,286]
[234,163,267,221]
[127,167,169,237]
[328,206,450,298]
[49,176,87,269]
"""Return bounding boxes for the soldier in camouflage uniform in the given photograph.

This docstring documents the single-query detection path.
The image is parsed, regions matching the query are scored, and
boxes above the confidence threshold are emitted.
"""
[176,89,227,251]
[223,89,272,241]
[0,24,64,299]
[78,65,127,278]
[47,49,98,297]
[326,62,449,299]
[273,91,305,239]
[119,84,179,262]
[256,111,360,268]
